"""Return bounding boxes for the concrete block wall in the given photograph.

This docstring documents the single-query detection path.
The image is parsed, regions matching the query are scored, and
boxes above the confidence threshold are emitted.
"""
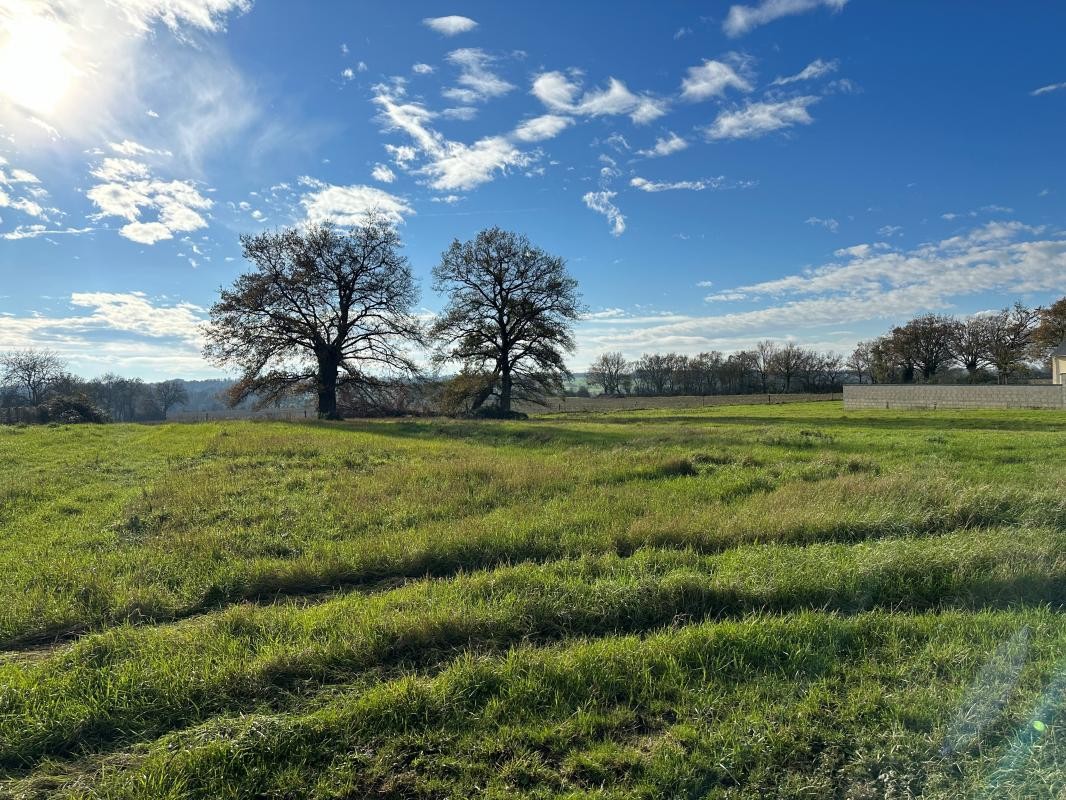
[843,384,1066,410]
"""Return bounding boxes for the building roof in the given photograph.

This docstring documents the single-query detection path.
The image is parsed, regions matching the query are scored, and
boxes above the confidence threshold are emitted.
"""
[1053,340,1066,357]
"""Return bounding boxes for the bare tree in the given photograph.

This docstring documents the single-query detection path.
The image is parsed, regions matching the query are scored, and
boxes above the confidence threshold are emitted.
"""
[951,315,996,382]
[986,303,1039,383]
[821,351,846,392]
[204,218,422,419]
[771,343,806,392]
[847,341,873,384]
[632,353,675,395]
[754,340,779,392]
[154,379,189,418]
[0,349,65,405]
[430,227,582,416]
[586,352,629,396]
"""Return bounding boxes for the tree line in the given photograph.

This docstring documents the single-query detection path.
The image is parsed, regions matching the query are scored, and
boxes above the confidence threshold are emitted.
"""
[848,300,1065,385]
[0,349,192,423]
[581,299,1065,399]
[5,212,1064,422]
[584,345,848,397]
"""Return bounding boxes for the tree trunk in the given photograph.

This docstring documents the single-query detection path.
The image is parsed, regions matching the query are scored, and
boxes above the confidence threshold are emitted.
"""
[499,360,513,415]
[317,356,340,419]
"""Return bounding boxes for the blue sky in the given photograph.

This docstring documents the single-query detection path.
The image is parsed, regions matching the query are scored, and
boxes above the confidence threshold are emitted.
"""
[0,0,1064,379]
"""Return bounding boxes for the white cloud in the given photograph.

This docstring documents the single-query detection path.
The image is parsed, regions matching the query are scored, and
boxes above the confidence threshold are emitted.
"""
[680,59,753,101]
[705,96,818,140]
[1031,82,1066,96]
[299,180,414,226]
[342,67,355,81]
[372,83,537,192]
[512,114,573,142]
[371,163,397,183]
[423,15,478,36]
[443,48,514,103]
[674,27,693,39]
[531,71,666,124]
[630,176,747,192]
[422,136,535,191]
[0,291,212,377]
[878,224,903,238]
[724,0,848,37]
[575,221,1066,358]
[583,190,625,236]
[806,216,839,232]
[772,58,839,86]
[1,224,94,240]
[86,156,212,244]
[108,139,172,157]
[441,106,478,121]
[636,132,688,157]
[412,63,436,75]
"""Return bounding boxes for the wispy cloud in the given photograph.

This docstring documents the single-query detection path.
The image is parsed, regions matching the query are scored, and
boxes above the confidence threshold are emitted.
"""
[1031,81,1066,96]
[531,71,667,124]
[772,58,838,85]
[583,190,626,236]
[724,0,848,37]
[680,58,753,101]
[298,177,413,225]
[442,48,514,104]
[576,220,1066,358]
[704,96,818,140]
[636,132,688,158]
[512,114,573,142]
[805,215,839,232]
[630,176,753,192]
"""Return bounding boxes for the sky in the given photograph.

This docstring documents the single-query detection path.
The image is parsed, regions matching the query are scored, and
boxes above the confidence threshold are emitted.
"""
[0,0,1064,380]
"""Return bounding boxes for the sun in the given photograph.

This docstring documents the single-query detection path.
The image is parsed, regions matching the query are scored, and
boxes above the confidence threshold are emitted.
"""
[0,12,78,117]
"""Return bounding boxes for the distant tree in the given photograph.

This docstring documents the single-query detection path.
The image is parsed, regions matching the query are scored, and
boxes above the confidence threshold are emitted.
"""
[154,379,189,418]
[754,340,779,392]
[890,314,959,381]
[586,352,629,396]
[632,353,675,395]
[204,218,422,419]
[771,342,807,392]
[1033,296,1066,357]
[951,315,996,382]
[0,349,65,405]
[868,335,910,383]
[430,227,582,416]
[847,341,873,384]
[723,350,759,393]
[688,351,723,395]
[986,303,1040,383]
[820,351,846,392]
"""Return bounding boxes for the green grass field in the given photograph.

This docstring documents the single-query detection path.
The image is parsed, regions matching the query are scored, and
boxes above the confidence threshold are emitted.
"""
[1,402,1064,799]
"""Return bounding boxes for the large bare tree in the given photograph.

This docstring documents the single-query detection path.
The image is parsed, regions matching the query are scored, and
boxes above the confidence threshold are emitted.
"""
[204,218,422,419]
[430,227,582,416]
[0,349,65,405]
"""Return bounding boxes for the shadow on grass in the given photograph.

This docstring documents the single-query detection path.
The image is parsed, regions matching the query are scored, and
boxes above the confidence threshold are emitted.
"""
[585,412,1066,433]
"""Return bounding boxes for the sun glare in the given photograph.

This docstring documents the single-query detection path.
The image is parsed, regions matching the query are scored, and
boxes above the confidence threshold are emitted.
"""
[0,13,77,116]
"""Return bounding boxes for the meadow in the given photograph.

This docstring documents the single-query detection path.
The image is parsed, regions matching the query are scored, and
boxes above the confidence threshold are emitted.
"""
[0,402,1063,799]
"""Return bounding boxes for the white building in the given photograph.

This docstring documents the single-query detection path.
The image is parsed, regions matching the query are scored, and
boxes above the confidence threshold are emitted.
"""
[1053,341,1066,385]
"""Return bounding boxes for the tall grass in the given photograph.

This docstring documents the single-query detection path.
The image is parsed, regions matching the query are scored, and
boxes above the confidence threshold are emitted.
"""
[1,404,1064,797]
